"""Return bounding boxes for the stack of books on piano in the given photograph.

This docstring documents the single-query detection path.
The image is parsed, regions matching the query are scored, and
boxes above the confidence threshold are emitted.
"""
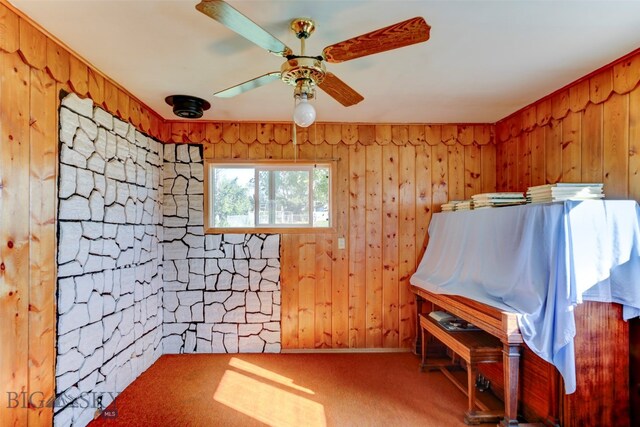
[441,200,462,212]
[441,200,474,211]
[526,183,604,203]
[471,192,527,208]
[455,200,473,211]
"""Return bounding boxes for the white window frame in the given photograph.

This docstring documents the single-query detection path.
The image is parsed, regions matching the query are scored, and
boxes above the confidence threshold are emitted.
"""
[204,160,335,234]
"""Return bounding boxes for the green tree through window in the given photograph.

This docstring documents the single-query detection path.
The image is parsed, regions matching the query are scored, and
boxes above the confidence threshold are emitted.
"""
[212,169,254,227]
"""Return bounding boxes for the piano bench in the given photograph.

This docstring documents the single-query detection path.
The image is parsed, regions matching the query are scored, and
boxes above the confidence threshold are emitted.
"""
[419,313,504,425]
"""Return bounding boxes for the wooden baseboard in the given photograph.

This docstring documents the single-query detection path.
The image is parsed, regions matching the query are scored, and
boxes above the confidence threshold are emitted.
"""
[281,348,413,354]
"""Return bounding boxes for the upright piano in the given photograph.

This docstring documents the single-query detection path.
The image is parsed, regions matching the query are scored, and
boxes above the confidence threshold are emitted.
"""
[411,200,640,426]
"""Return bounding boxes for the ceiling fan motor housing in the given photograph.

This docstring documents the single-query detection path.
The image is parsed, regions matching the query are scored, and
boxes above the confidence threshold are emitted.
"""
[280,57,326,88]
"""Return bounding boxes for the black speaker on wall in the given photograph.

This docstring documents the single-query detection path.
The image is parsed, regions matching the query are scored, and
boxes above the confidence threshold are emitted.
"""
[165,95,211,119]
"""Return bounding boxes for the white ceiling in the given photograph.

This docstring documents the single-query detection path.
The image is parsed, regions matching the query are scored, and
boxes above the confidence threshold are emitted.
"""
[9,0,640,123]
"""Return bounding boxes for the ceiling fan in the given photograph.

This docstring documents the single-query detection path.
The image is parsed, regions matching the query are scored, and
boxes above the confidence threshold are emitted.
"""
[195,0,431,127]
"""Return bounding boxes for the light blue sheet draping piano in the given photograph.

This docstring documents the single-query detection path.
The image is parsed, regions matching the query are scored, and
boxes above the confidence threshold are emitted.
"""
[410,200,640,393]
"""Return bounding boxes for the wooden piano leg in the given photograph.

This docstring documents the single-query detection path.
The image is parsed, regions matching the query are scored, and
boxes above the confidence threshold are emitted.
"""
[414,295,424,355]
[468,362,478,413]
[420,323,427,371]
[501,343,521,426]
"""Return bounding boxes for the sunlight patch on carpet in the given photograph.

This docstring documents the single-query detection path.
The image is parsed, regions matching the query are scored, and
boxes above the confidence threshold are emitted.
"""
[214,370,326,426]
[229,357,315,395]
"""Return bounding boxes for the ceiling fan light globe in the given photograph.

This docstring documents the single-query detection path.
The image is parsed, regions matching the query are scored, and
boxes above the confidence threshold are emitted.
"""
[293,99,316,128]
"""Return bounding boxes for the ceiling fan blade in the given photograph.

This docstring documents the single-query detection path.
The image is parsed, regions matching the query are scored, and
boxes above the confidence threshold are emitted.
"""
[322,17,430,63]
[196,0,292,57]
[318,72,364,107]
[214,72,281,98]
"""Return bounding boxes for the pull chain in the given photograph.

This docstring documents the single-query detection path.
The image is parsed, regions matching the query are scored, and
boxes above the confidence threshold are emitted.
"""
[292,95,297,162]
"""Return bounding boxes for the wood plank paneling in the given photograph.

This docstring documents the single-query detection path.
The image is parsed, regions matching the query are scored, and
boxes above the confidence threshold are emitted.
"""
[214,142,232,160]
[517,133,531,189]
[381,144,399,348]
[348,143,367,347]
[545,119,563,184]
[561,111,582,182]
[342,124,359,146]
[365,144,383,348]
[314,234,332,349]
[569,79,590,112]
[415,144,431,262]
[239,122,257,145]
[248,141,265,160]
[103,79,118,113]
[257,123,273,145]
[590,69,613,105]
[281,139,296,160]
[314,144,333,349]
[45,39,69,83]
[447,143,465,199]
[614,53,640,94]
[331,144,349,348]
[171,122,189,143]
[603,92,629,198]
[581,102,604,183]
[0,3,20,53]
[117,89,130,122]
[129,98,141,129]
[530,126,546,186]
[68,55,88,96]
[480,143,497,192]
[398,145,417,348]
[0,51,31,427]
[27,67,56,426]
[280,234,299,349]
[630,86,640,202]
[18,18,46,69]
[231,138,249,159]
[464,143,482,199]
[298,234,315,348]
[431,143,449,211]
[505,137,518,191]
[265,140,281,159]
[273,123,290,145]
[296,139,315,160]
[496,138,507,190]
[87,68,104,106]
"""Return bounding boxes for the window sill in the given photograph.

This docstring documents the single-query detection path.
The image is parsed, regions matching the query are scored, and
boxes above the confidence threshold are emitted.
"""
[204,226,336,235]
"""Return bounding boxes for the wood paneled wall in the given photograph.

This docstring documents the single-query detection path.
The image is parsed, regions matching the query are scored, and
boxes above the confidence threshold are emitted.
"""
[495,48,640,199]
[166,121,496,349]
[0,2,166,425]
[494,48,640,426]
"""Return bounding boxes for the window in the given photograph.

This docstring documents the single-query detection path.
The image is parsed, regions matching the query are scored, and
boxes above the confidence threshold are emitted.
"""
[205,161,333,232]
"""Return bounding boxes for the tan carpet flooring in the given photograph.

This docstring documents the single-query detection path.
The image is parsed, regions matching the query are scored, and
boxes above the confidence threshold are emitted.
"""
[90,352,482,427]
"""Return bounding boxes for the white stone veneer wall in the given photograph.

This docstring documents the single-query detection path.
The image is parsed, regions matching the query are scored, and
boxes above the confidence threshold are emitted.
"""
[162,144,281,353]
[55,94,164,426]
